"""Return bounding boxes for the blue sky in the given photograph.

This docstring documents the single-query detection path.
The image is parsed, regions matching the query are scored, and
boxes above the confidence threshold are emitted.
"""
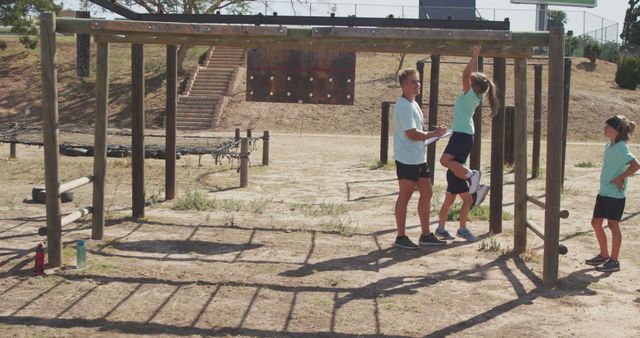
[60,0,630,38]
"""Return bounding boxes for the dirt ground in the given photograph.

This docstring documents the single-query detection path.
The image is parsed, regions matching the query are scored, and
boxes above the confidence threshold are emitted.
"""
[1,132,639,337]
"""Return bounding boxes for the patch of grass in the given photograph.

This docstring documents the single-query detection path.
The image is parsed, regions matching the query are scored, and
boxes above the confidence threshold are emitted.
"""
[224,213,235,226]
[368,160,396,170]
[148,188,164,206]
[447,203,491,221]
[322,216,357,236]
[248,198,270,214]
[575,161,597,168]
[174,190,213,210]
[502,211,513,221]
[84,262,114,274]
[289,201,349,217]
[478,232,501,252]
[219,199,243,212]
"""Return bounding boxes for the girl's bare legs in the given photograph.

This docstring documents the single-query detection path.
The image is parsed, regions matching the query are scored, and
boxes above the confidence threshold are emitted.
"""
[608,220,621,261]
[438,192,456,230]
[440,153,470,180]
[591,218,609,258]
[458,192,473,229]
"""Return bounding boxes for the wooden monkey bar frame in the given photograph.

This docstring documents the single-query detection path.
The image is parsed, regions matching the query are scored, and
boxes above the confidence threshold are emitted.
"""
[40,13,565,287]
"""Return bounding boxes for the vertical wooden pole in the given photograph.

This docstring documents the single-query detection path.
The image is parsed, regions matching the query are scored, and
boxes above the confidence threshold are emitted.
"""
[165,45,177,201]
[470,57,483,171]
[380,102,390,165]
[544,26,565,288]
[532,64,543,179]
[235,128,240,142]
[40,12,62,267]
[247,129,252,138]
[415,60,425,108]
[504,106,515,166]
[92,42,109,240]
[490,57,506,234]
[561,57,572,187]
[75,11,90,77]
[427,55,440,183]
[514,58,528,254]
[262,130,269,166]
[240,138,249,187]
[131,44,145,218]
[9,143,16,159]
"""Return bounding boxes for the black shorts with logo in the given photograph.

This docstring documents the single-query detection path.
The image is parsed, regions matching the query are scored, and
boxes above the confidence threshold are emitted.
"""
[593,194,626,221]
[395,161,430,182]
[443,132,474,194]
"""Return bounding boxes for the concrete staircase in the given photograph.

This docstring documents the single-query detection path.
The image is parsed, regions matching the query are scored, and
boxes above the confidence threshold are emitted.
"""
[177,47,246,130]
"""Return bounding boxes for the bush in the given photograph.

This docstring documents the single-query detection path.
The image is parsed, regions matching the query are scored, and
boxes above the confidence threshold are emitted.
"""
[615,54,640,90]
[583,42,602,63]
[600,41,620,63]
[0,40,6,51]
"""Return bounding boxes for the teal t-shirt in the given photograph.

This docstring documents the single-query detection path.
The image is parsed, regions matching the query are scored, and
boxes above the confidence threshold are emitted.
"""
[393,97,426,165]
[452,90,481,135]
[599,141,636,198]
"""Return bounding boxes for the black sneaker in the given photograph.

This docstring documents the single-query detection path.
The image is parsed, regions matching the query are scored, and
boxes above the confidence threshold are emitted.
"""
[585,254,608,266]
[596,259,620,272]
[395,236,419,250]
[419,233,447,246]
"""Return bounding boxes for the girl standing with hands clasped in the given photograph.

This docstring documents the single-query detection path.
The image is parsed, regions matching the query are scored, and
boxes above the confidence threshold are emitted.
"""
[435,45,498,242]
[585,115,639,272]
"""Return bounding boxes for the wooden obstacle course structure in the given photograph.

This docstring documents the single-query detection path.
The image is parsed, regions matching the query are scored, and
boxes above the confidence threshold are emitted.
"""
[41,12,566,287]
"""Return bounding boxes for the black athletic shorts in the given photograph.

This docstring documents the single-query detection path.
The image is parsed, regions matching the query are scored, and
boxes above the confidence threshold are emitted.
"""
[593,194,626,221]
[443,132,474,194]
[395,161,430,182]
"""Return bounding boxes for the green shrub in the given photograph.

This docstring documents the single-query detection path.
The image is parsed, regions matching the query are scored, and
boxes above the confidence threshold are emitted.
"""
[583,42,602,64]
[615,54,640,90]
[174,190,212,210]
[600,41,620,63]
[0,40,6,51]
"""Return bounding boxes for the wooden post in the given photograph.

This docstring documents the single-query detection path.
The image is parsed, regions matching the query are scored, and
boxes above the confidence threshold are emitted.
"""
[380,102,390,165]
[262,130,269,166]
[415,60,425,108]
[131,44,145,218]
[490,57,506,234]
[427,55,440,183]
[75,11,90,77]
[544,26,565,288]
[514,58,528,254]
[247,128,252,138]
[93,42,109,240]
[9,143,16,159]
[504,106,515,166]
[532,64,543,179]
[165,45,177,201]
[470,57,483,171]
[235,128,240,142]
[40,12,63,267]
[561,57,572,187]
[240,138,249,187]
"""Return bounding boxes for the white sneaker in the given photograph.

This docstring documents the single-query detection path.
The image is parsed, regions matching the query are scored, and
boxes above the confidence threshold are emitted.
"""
[468,170,481,193]
[474,184,490,207]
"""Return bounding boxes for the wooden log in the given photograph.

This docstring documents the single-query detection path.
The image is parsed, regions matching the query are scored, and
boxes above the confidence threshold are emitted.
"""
[93,42,109,240]
[527,195,570,219]
[9,143,16,159]
[75,11,90,77]
[131,44,145,219]
[532,64,542,179]
[427,55,440,184]
[246,129,252,138]
[165,44,177,201]
[40,12,63,268]
[235,128,240,142]
[490,57,506,234]
[262,130,270,166]
[311,27,513,40]
[514,58,528,254]
[504,106,515,166]
[543,26,565,288]
[37,175,94,201]
[380,102,390,165]
[90,19,288,36]
[561,57,572,187]
[240,138,249,188]
[526,220,568,255]
[61,206,93,227]
[470,57,483,171]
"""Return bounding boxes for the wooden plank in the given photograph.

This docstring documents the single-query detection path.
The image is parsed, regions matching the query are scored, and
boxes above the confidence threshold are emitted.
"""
[427,55,440,184]
[92,34,533,58]
[561,57,572,187]
[165,45,177,200]
[532,64,542,179]
[514,58,528,254]
[543,26,565,288]
[90,19,287,36]
[504,106,515,166]
[37,175,95,200]
[61,206,93,227]
[311,27,512,40]
[380,102,390,165]
[40,12,63,268]
[527,195,570,219]
[131,44,145,219]
[490,57,506,235]
[470,57,484,171]
[93,42,109,240]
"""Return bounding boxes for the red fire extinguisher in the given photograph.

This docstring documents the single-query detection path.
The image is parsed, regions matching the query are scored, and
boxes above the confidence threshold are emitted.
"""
[33,243,45,276]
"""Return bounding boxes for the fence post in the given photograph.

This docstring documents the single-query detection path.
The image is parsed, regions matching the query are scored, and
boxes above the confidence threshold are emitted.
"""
[427,55,440,183]
[514,58,528,254]
[93,42,109,240]
[262,130,269,166]
[380,102,390,165]
[166,44,177,201]
[470,57,483,171]
[504,106,515,167]
[9,122,18,159]
[561,57,572,187]
[240,138,249,188]
[490,57,506,235]
[131,44,145,219]
[532,64,542,179]
[235,128,240,142]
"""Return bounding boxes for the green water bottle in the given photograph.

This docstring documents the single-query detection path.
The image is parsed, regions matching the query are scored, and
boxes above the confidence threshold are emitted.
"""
[76,239,86,269]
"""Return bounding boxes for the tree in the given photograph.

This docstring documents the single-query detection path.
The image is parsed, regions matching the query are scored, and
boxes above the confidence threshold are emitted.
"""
[547,9,567,28]
[621,0,640,45]
[0,0,61,49]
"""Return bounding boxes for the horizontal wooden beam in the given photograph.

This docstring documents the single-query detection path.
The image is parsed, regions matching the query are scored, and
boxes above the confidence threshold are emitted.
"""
[312,27,512,41]
[91,19,287,36]
[61,206,93,227]
[527,194,569,219]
